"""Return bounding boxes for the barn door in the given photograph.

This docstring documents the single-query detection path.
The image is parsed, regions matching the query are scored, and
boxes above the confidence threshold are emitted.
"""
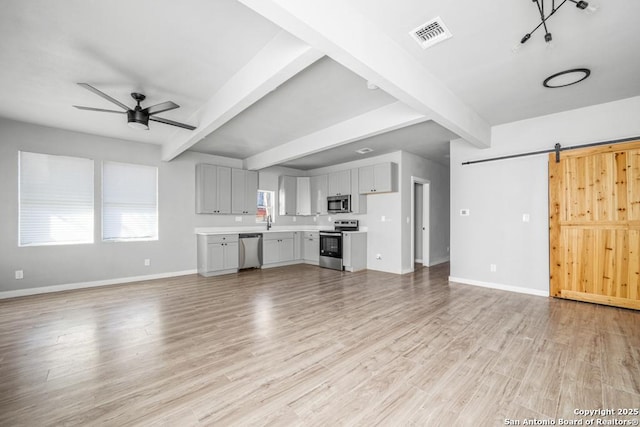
[549,140,640,310]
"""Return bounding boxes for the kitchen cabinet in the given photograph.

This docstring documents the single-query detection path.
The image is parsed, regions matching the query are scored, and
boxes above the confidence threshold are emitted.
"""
[310,175,328,215]
[262,232,295,266]
[296,177,311,215]
[327,170,351,196]
[278,175,297,216]
[303,231,319,264]
[358,162,397,194]
[196,164,231,214]
[342,232,367,272]
[231,169,258,215]
[197,234,239,276]
[350,168,367,214]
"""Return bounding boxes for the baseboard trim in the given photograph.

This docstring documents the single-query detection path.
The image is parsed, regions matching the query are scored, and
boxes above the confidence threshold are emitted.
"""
[448,276,549,297]
[0,270,197,300]
[429,256,450,267]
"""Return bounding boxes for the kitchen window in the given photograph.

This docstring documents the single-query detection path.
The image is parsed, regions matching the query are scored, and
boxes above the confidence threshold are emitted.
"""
[256,190,274,223]
[19,151,94,246]
[102,161,158,242]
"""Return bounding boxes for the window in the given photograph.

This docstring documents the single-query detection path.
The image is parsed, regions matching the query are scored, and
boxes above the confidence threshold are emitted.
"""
[256,190,274,222]
[102,161,158,242]
[19,151,94,246]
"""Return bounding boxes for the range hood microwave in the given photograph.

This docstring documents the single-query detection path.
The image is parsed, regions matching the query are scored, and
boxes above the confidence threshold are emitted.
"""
[327,195,351,213]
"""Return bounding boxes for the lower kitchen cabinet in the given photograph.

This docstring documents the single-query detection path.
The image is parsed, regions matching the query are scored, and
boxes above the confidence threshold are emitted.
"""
[262,232,301,268]
[303,231,319,264]
[342,231,367,272]
[197,234,239,277]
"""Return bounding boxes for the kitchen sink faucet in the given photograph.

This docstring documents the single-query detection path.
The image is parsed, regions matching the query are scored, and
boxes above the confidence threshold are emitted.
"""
[266,215,272,231]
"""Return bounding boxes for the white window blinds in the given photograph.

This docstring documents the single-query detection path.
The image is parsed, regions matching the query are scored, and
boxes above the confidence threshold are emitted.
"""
[19,151,94,246]
[102,161,158,242]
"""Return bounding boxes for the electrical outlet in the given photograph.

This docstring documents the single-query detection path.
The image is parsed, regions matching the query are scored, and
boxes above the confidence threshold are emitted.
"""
[522,213,530,222]
[376,254,382,260]
[293,216,297,222]
[381,216,386,222]
[235,216,242,222]
[144,259,151,266]
[490,264,497,272]
[15,270,24,280]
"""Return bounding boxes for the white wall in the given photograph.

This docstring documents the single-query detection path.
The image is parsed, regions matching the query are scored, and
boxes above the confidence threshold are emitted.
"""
[0,118,259,292]
[450,96,640,296]
[400,151,450,272]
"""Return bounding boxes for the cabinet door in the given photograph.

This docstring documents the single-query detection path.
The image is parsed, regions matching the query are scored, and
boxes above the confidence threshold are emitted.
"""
[263,239,280,264]
[293,232,302,259]
[244,171,258,215]
[310,175,328,214]
[328,170,350,196]
[359,165,375,194]
[373,163,393,192]
[279,238,295,262]
[337,170,351,195]
[296,177,311,215]
[224,242,239,269]
[207,243,225,271]
[279,175,297,215]
[216,166,232,214]
[304,237,319,262]
[196,164,217,213]
[342,234,352,267]
[231,168,246,214]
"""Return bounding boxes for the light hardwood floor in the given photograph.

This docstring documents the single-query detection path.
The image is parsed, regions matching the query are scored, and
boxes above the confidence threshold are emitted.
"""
[1,263,639,426]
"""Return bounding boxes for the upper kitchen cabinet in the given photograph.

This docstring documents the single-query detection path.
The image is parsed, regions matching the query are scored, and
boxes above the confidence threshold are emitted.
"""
[196,164,231,214]
[310,174,328,215]
[231,169,258,215]
[296,177,311,216]
[278,175,297,216]
[358,162,397,194]
[327,170,351,196]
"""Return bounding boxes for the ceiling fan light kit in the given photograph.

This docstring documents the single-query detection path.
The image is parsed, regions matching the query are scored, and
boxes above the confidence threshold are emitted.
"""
[73,83,196,131]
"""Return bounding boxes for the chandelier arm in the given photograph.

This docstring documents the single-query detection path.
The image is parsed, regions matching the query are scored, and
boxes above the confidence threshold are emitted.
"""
[521,0,569,42]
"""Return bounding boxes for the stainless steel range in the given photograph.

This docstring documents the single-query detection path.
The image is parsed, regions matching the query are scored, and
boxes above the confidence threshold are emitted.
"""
[319,219,359,271]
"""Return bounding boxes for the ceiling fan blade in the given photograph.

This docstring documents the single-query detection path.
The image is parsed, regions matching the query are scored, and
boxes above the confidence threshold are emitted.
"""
[144,101,179,116]
[73,105,126,114]
[77,83,130,111]
[149,116,196,131]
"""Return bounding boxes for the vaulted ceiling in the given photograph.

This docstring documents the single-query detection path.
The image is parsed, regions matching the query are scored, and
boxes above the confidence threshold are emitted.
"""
[1,0,638,170]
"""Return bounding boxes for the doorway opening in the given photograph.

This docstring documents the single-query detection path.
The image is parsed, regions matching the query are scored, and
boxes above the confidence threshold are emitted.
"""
[410,177,430,272]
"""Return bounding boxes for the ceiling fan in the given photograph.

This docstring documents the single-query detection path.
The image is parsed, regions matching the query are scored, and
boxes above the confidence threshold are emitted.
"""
[73,83,196,131]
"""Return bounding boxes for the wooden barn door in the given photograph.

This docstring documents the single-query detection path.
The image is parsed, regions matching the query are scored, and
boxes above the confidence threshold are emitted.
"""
[549,140,640,310]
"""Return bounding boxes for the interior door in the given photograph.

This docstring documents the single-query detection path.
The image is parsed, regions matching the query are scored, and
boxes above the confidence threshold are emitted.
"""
[549,140,640,310]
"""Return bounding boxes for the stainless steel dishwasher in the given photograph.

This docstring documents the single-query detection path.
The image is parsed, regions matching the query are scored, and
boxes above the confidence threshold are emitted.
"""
[238,233,263,269]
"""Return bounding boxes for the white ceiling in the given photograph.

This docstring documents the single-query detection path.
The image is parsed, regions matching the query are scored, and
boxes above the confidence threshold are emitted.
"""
[1,0,639,170]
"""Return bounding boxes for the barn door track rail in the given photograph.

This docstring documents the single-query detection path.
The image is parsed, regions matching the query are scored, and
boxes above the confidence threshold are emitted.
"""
[461,135,640,166]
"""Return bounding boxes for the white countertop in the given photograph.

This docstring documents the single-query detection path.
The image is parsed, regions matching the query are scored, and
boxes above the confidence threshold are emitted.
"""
[195,226,367,235]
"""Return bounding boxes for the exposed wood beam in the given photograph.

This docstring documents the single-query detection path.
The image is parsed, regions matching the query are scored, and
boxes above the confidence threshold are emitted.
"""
[162,31,323,161]
[244,101,427,170]
[237,0,491,149]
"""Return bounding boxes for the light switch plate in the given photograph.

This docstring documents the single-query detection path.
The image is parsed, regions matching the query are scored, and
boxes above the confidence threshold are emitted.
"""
[460,209,470,216]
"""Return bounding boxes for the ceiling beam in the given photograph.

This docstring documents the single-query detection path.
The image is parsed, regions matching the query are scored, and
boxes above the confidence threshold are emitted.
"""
[244,101,427,170]
[237,0,491,149]
[161,31,323,161]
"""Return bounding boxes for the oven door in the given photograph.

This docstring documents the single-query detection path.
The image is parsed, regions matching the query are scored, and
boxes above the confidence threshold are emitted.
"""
[319,232,343,270]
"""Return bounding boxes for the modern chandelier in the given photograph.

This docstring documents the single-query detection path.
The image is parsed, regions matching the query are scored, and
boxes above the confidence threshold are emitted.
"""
[518,0,598,47]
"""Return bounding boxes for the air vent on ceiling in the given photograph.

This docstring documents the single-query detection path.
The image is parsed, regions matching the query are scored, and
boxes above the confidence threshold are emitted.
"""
[356,148,373,154]
[409,16,452,49]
